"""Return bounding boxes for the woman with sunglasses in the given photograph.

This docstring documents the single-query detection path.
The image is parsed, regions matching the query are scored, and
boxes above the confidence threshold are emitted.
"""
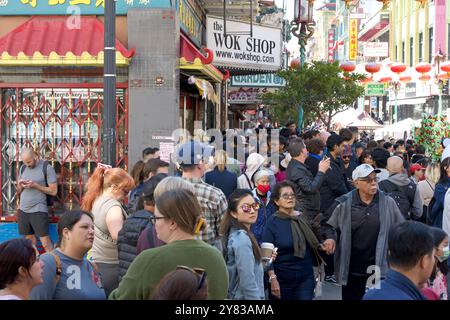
[109,188,228,300]
[262,181,324,300]
[0,238,43,300]
[152,265,208,300]
[81,164,135,297]
[220,189,266,300]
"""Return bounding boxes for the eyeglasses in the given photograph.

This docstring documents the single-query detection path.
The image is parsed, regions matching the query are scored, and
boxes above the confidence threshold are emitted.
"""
[149,215,167,224]
[240,203,260,213]
[342,155,351,159]
[176,265,206,290]
[358,177,377,184]
[280,193,295,200]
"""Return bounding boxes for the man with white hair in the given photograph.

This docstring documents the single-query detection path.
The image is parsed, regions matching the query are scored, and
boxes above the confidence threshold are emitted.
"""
[17,148,57,252]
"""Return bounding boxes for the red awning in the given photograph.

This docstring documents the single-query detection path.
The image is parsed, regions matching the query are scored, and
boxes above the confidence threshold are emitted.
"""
[179,32,224,82]
[0,16,135,66]
[359,20,389,42]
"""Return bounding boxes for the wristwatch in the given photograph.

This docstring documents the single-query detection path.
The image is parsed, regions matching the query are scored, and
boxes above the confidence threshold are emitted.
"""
[269,274,277,283]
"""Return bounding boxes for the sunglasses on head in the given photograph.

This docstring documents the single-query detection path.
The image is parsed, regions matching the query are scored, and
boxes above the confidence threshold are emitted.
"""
[176,265,206,290]
[240,203,260,213]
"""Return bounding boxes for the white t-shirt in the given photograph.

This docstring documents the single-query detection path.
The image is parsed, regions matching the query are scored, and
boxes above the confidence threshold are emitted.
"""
[0,294,22,300]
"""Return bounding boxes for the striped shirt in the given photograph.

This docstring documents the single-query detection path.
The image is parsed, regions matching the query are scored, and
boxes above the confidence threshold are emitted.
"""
[184,177,228,245]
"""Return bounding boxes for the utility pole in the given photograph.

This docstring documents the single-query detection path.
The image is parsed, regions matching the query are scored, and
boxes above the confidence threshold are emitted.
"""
[103,0,117,166]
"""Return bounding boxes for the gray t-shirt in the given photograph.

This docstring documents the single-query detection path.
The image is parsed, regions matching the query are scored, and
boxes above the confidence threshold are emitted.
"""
[30,249,106,300]
[19,160,57,213]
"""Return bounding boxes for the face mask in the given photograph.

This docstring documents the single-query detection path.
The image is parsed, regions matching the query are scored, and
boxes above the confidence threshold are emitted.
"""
[437,246,450,262]
[257,184,270,194]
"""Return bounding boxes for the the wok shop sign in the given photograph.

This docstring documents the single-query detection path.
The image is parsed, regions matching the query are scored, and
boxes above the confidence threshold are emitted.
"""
[206,16,282,71]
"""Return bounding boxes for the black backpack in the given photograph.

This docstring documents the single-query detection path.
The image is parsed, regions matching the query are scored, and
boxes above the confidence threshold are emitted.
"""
[20,160,55,207]
[379,180,416,220]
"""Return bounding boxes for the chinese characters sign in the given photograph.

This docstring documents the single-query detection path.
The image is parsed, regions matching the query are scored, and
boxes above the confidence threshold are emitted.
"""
[0,0,171,15]
[349,18,358,61]
[327,28,335,62]
[178,0,202,48]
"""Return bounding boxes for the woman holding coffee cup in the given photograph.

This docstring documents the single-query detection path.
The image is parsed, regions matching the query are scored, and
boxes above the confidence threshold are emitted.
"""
[220,189,267,299]
[262,181,323,300]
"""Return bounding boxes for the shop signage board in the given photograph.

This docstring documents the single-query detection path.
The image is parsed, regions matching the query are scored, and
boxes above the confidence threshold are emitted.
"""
[366,83,386,96]
[230,74,285,88]
[327,28,336,62]
[405,83,416,98]
[363,42,389,57]
[206,16,282,71]
[177,0,203,48]
[349,18,358,61]
[0,0,171,15]
[228,87,277,104]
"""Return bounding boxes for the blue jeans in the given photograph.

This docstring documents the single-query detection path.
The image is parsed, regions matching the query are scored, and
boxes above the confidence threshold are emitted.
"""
[270,268,315,300]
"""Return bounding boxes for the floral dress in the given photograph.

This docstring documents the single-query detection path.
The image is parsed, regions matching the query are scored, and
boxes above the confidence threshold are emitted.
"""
[425,270,448,300]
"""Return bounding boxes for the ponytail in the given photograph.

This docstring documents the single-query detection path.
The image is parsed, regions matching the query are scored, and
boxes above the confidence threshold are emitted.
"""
[81,165,135,212]
[81,166,107,212]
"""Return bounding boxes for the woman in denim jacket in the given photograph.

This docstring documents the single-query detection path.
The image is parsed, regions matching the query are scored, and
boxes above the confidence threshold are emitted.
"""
[220,189,265,300]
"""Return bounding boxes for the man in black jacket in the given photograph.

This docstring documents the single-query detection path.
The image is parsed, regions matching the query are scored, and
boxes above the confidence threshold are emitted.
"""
[320,134,353,213]
[286,137,330,226]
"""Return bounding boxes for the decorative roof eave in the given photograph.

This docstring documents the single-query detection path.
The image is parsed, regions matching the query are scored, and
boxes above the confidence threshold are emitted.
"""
[179,57,224,83]
[0,51,131,67]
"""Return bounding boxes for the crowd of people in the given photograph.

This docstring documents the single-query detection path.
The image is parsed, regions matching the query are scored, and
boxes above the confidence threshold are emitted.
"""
[1,124,450,301]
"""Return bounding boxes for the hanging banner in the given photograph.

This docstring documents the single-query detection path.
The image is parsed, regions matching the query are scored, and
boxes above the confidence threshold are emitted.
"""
[349,18,358,61]
[327,28,336,62]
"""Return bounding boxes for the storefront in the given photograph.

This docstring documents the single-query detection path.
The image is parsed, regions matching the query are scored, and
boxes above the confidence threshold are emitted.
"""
[0,0,226,222]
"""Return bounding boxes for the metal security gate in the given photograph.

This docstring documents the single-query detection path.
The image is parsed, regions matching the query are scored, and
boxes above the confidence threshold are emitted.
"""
[0,84,128,218]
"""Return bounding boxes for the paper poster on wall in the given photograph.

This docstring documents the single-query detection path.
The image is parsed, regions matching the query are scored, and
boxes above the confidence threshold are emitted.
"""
[159,142,174,163]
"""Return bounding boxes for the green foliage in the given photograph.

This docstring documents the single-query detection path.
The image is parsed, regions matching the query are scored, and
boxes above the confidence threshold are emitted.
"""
[263,61,366,130]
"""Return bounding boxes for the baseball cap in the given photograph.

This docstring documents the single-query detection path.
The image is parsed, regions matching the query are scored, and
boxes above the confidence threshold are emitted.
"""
[175,140,214,166]
[352,164,381,181]
[409,163,425,174]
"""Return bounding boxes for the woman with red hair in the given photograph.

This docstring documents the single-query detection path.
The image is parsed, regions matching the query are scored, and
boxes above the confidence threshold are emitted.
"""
[81,164,135,297]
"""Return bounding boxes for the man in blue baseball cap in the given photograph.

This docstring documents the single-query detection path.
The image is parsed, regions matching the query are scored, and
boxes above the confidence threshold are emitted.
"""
[176,140,227,252]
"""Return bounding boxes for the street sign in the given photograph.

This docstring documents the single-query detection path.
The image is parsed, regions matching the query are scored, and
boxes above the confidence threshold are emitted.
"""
[366,83,386,96]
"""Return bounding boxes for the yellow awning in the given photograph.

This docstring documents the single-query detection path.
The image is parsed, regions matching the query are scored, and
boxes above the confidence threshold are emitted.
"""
[0,51,130,67]
[179,57,223,83]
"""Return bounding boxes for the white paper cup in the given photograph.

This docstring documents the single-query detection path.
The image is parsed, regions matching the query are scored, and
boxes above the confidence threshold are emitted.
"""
[260,242,275,261]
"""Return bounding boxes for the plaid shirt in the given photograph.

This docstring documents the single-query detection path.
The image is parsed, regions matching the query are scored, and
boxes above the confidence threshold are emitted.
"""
[184,177,228,245]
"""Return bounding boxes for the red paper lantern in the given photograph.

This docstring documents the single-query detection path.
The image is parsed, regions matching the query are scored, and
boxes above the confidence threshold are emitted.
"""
[438,73,449,80]
[290,58,301,69]
[399,75,412,82]
[441,62,450,73]
[419,74,431,82]
[365,63,381,74]
[415,63,431,74]
[390,63,406,74]
[379,76,392,83]
[340,61,356,72]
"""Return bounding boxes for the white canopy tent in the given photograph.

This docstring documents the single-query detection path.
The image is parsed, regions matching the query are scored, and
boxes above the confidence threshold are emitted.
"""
[374,118,422,140]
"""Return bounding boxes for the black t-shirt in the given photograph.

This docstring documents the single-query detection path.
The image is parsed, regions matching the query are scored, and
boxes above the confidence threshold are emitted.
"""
[349,191,381,275]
